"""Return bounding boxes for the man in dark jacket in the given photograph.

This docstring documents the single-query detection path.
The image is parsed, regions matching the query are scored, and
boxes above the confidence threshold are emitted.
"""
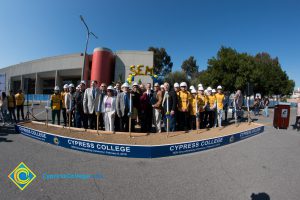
[140,83,153,133]
[74,85,84,128]
[162,82,177,132]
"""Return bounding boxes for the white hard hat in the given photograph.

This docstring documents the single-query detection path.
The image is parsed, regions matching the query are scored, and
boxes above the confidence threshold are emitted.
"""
[132,82,138,86]
[191,89,197,94]
[207,87,212,91]
[122,82,130,88]
[80,80,86,85]
[198,83,203,88]
[180,82,187,87]
[217,85,222,90]
[63,84,69,89]
[198,86,204,91]
[54,86,60,91]
[154,82,160,87]
[189,85,195,90]
[174,82,179,88]
[69,83,74,88]
[212,89,216,93]
[107,85,114,90]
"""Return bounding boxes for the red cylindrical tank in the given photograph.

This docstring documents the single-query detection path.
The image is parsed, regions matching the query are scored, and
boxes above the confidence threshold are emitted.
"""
[90,47,114,85]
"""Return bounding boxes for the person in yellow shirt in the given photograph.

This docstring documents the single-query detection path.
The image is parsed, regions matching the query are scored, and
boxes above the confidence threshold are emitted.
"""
[189,89,198,130]
[197,86,207,129]
[61,84,69,126]
[215,85,225,128]
[15,89,25,122]
[51,86,62,125]
[178,82,191,132]
[7,90,17,123]
[205,87,216,128]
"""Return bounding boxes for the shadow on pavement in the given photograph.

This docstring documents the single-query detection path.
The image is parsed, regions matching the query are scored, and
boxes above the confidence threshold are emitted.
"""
[0,125,18,143]
[251,192,270,200]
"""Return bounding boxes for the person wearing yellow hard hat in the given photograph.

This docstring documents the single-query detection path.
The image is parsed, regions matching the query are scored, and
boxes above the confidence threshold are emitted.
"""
[51,86,62,125]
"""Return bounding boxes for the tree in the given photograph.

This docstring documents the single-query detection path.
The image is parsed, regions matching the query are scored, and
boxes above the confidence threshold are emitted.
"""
[164,71,189,88]
[148,47,173,76]
[181,56,199,79]
[192,46,295,95]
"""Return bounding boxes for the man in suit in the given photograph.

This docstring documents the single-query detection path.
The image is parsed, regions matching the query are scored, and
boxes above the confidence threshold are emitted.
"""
[162,82,178,132]
[83,80,100,129]
[152,83,163,133]
[116,82,131,132]
[140,83,153,133]
[98,83,107,130]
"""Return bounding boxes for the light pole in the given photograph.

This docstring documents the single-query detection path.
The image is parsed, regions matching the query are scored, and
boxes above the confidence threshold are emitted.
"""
[80,15,98,81]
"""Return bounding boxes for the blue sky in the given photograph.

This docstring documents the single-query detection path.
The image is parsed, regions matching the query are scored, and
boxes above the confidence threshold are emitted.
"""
[0,0,299,88]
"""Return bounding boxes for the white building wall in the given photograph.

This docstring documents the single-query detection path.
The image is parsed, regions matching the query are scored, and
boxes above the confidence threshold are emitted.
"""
[114,51,154,85]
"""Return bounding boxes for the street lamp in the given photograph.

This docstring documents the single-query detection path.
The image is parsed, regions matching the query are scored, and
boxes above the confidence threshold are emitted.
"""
[80,15,98,81]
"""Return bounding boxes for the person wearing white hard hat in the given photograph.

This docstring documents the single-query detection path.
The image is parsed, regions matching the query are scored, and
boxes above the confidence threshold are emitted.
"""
[65,83,76,127]
[174,82,180,93]
[189,88,198,130]
[162,82,178,132]
[140,83,153,133]
[50,86,62,125]
[152,82,164,133]
[61,84,69,126]
[205,86,216,128]
[116,82,131,132]
[74,84,85,128]
[215,85,225,128]
[130,81,141,132]
[100,85,116,132]
[80,80,86,91]
[160,84,165,92]
[178,82,191,132]
[83,80,100,129]
[197,86,208,128]
[97,82,108,130]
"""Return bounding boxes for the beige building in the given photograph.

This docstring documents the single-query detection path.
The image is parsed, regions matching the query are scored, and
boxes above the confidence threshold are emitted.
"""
[0,48,154,94]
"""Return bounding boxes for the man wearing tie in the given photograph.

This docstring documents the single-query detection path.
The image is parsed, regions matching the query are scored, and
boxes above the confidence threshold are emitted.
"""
[83,80,100,129]
[162,82,177,132]
[140,83,153,133]
[116,82,131,132]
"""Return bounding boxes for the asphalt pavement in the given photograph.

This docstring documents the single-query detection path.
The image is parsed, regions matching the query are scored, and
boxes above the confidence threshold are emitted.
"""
[0,106,299,200]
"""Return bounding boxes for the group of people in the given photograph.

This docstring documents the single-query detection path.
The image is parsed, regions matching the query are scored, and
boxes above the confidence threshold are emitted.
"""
[48,80,239,133]
[0,90,25,125]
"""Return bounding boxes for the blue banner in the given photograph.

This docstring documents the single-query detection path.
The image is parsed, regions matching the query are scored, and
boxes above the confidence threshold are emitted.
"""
[15,125,264,158]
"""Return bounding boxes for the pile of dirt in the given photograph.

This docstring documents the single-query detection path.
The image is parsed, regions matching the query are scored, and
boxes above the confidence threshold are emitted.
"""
[22,122,262,145]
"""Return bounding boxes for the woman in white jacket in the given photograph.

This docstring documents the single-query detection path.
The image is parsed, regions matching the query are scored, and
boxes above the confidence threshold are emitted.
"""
[101,86,116,132]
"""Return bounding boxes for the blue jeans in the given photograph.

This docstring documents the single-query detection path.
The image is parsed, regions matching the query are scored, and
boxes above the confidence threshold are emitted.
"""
[164,115,176,132]
[217,109,223,127]
[263,106,269,117]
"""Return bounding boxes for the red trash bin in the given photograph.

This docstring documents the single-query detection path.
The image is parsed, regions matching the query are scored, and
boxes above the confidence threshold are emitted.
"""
[273,103,290,129]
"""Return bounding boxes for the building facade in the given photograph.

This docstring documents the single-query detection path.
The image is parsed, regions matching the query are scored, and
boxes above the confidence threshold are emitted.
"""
[0,48,154,94]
